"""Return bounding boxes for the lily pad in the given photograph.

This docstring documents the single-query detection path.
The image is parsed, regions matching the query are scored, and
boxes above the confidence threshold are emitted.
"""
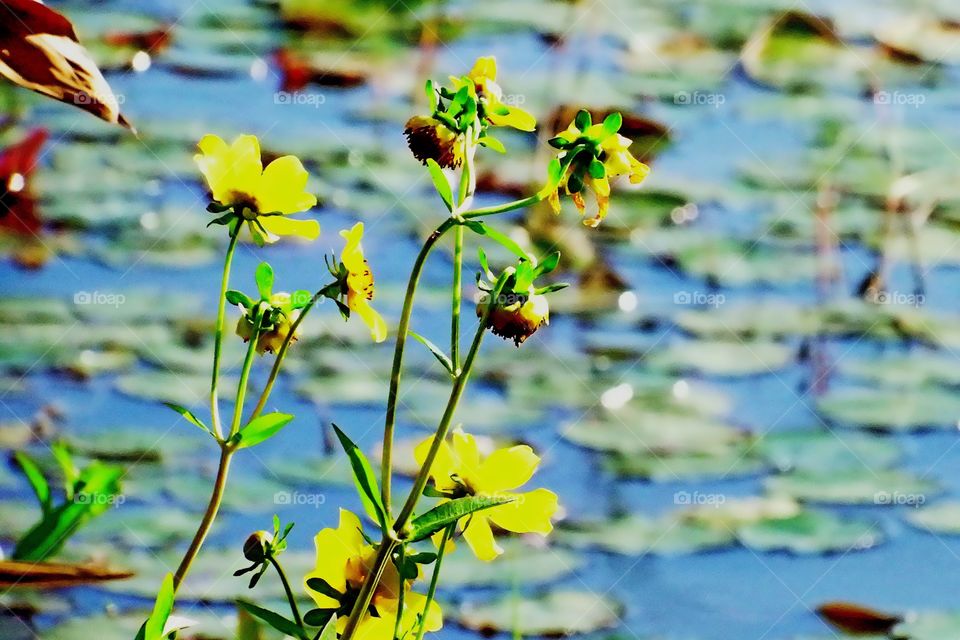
[738,511,883,554]
[646,339,794,376]
[765,468,937,505]
[457,590,623,635]
[440,539,582,587]
[563,410,744,456]
[906,501,960,535]
[757,430,900,473]
[558,514,734,556]
[817,387,960,432]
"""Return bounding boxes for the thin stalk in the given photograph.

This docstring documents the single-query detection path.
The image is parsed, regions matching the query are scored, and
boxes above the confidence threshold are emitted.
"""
[381,217,457,518]
[229,321,263,438]
[270,556,305,630]
[173,446,233,590]
[451,225,463,373]
[462,194,542,219]
[394,272,507,528]
[392,564,406,640]
[249,293,323,420]
[342,274,508,640]
[210,222,242,439]
[413,525,453,640]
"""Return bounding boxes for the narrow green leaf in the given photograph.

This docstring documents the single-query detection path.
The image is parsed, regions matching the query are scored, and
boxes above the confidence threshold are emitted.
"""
[425,159,453,212]
[304,608,336,628]
[601,111,623,136]
[13,462,123,561]
[225,290,254,308]
[462,221,531,263]
[255,262,274,299]
[13,452,50,514]
[410,331,455,376]
[231,413,294,449]
[144,573,175,640]
[574,109,592,131]
[332,424,387,531]
[237,601,307,640]
[163,402,212,436]
[479,135,506,154]
[306,577,343,600]
[534,252,561,277]
[50,442,78,497]
[407,494,516,542]
[536,282,570,295]
[425,79,437,112]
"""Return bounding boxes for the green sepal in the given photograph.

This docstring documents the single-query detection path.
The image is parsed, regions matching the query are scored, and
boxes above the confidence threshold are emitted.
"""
[254,262,274,299]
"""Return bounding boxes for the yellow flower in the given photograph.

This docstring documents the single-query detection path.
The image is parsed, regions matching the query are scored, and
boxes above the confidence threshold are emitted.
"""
[463,57,536,132]
[304,509,443,640]
[414,430,558,561]
[194,134,320,243]
[403,115,465,169]
[478,289,549,346]
[548,115,650,227]
[340,223,388,343]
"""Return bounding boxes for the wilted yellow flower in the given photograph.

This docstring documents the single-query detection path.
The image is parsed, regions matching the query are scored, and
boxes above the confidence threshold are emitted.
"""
[547,113,650,227]
[478,290,549,346]
[462,57,536,132]
[414,429,558,561]
[340,223,387,343]
[194,134,319,243]
[304,509,442,640]
[403,115,465,169]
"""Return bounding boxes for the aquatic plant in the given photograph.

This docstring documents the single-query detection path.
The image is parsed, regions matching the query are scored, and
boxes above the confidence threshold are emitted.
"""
[132,55,648,640]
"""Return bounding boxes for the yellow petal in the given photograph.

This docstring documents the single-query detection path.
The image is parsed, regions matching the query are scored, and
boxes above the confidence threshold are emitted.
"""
[303,508,364,607]
[351,298,388,343]
[259,215,321,241]
[469,56,498,82]
[488,106,536,132]
[462,514,502,561]
[405,591,444,633]
[340,223,365,273]
[195,134,231,202]
[353,614,395,640]
[450,430,482,482]
[256,155,317,214]
[488,488,558,535]
[414,436,458,493]
[229,134,264,195]
[477,445,540,492]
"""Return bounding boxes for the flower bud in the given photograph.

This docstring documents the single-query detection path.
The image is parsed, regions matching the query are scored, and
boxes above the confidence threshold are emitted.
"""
[243,530,273,563]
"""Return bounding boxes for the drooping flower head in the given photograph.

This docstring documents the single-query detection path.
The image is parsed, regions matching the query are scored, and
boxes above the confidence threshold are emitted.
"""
[229,262,313,355]
[414,429,559,561]
[475,250,566,346]
[545,110,650,227]
[194,134,319,244]
[404,56,537,167]
[322,223,387,343]
[304,509,443,640]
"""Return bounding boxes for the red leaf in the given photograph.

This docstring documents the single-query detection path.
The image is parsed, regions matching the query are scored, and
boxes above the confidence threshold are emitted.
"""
[816,601,901,634]
[0,0,134,129]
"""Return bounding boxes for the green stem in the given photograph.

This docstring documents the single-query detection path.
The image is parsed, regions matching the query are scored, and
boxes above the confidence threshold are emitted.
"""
[414,525,453,640]
[270,555,305,630]
[450,225,463,373]
[249,292,323,420]
[210,222,242,439]
[462,194,542,219]
[392,561,406,640]
[173,446,233,590]
[394,272,507,528]
[342,274,507,640]
[229,321,262,438]
[381,217,457,520]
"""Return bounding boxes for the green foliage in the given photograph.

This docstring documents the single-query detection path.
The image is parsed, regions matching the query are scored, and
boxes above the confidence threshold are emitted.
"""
[230,413,294,449]
[332,424,387,531]
[406,494,516,542]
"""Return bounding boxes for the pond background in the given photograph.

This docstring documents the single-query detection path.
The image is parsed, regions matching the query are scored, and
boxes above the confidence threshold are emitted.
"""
[4,0,960,638]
